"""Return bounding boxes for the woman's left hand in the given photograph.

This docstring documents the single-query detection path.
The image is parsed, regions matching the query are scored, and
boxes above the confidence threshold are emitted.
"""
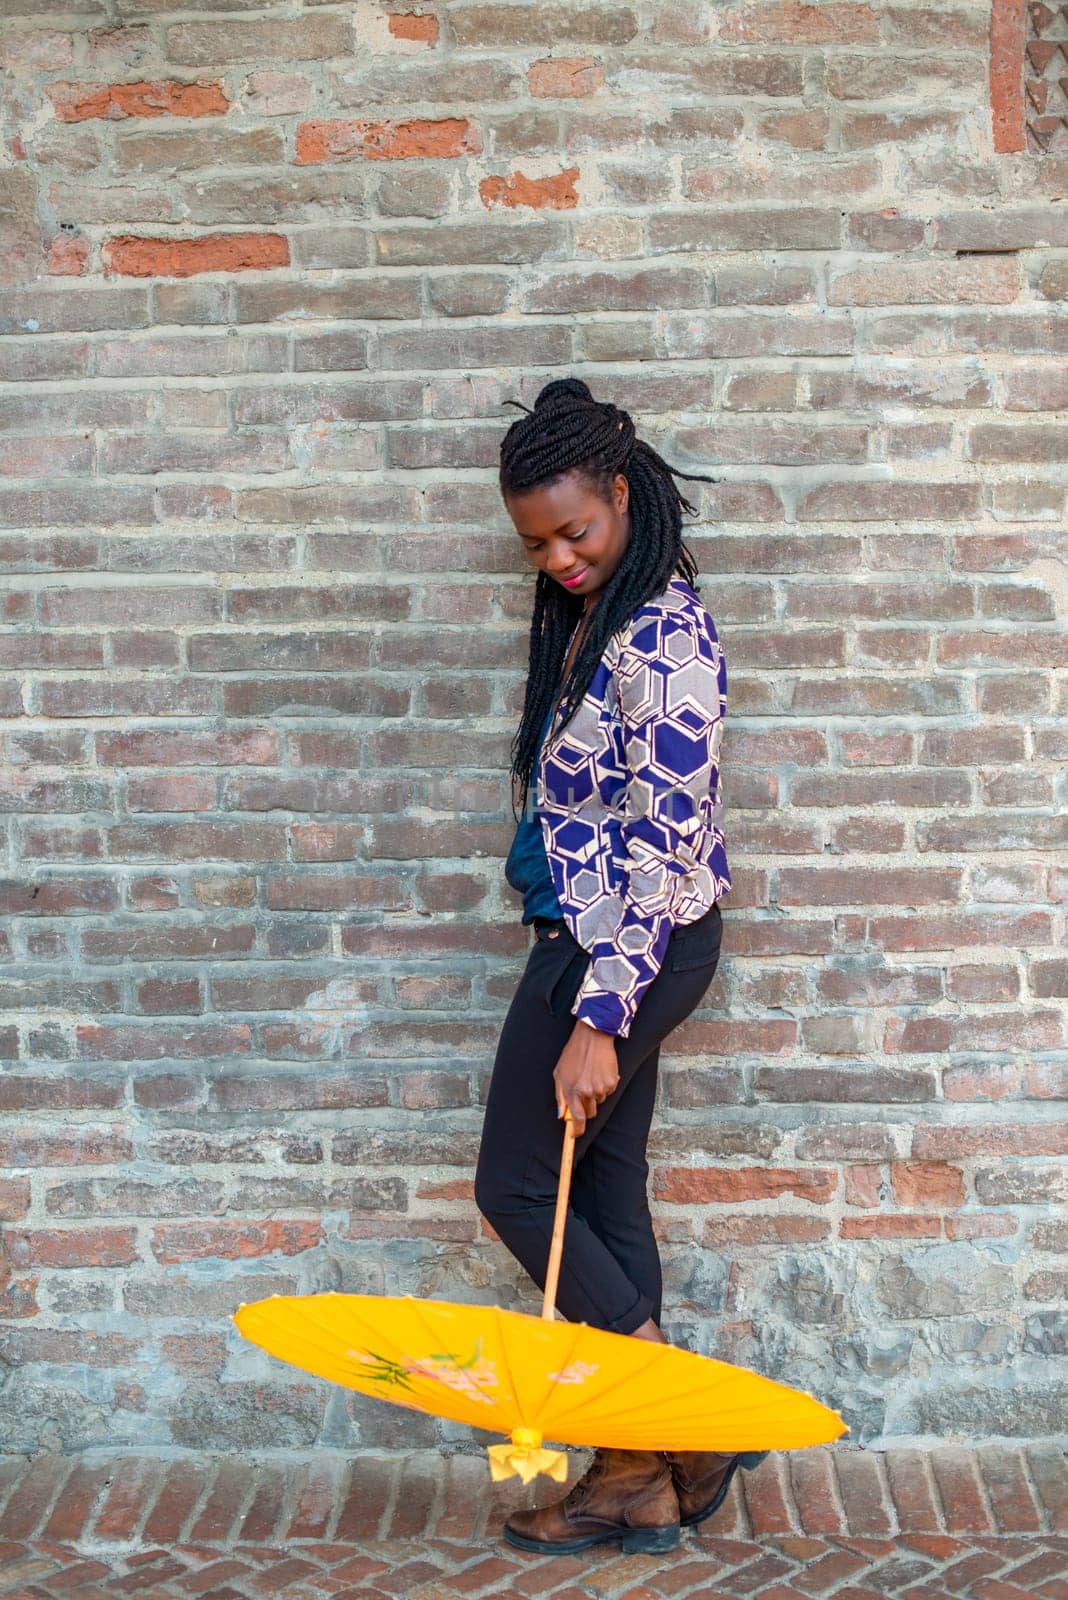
[553,1024,619,1136]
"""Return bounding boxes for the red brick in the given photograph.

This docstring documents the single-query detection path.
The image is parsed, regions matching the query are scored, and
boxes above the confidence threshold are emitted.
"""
[0,1126,133,1164]
[719,2,879,42]
[284,1459,344,1543]
[930,1449,993,1533]
[976,1446,1042,1534]
[140,1458,215,1545]
[840,1215,941,1239]
[888,1010,1063,1054]
[479,167,581,210]
[151,1219,323,1262]
[528,56,605,97]
[94,1458,162,1542]
[103,233,289,278]
[939,1551,1013,1591]
[897,1531,967,1558]
[236,1464,290,1544]
[296,116,480,163]
[792,1549,871,1591]
[945,1213,1018,1240]
[742,1453,797,1535]
[970,1582,1052,1600]
[790,1450,845,1535]
[990,0,1027,152]
[434,1455,497,1543]
[975,1166,1065,1205]
[4,1226,138,1269]
[885,1450,941,1532]
[40,1460,114,1542]
[848,214,928,258]
[1004,1550,1068,1588]
[891,1162,965,1208]
[970,425,1068,464]
[757,108,830,149]
[702,1216,831,1244]
[844,1166,884,1208]
[399,1072,470,1110]
[0,1455,74,1539]
[828,259,1020,307]
[48,231,90,275]
[48,79,229,120]
[943,1064,1021,1102]
[834,1452,893,1538]
[798,482,980,522]
[913,1123,1067,1159]
[654,1167,836,1204]
[842,106,965,145]
[388,11,439,41]
[385,1457,441,1540]
[334,1457,399,1541]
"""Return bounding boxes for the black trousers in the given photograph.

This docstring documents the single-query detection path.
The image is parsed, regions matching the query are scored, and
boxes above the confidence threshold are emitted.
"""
[474,901,724,1335]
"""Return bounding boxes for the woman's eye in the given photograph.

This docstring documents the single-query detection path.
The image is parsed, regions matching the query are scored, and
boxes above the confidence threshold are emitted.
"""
[522,528,586,552]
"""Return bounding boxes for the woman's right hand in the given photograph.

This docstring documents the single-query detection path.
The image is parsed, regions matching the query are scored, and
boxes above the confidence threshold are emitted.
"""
[552,1023,619,1136]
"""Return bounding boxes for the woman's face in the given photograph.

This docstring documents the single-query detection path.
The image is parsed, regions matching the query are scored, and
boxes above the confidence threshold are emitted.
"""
[505,470,631,606]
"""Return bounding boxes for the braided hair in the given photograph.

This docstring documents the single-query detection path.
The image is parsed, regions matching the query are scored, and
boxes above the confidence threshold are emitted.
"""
[500,376,718,820]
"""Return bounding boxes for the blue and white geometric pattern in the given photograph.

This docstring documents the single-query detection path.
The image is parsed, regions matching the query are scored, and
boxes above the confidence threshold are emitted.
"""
[537,575,731,1038]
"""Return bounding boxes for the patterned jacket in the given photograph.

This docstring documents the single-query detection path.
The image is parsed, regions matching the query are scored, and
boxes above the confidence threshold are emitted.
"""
[537,574,731,1038]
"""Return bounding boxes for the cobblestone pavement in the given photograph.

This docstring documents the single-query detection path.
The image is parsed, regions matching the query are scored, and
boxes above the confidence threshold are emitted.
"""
[0,1446,1065,1598]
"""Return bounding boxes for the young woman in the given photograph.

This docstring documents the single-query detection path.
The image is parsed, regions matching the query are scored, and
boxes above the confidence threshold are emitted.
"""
[474,378,765,1555]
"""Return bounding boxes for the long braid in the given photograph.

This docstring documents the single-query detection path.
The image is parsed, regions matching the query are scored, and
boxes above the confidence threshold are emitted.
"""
[500,377,717,820]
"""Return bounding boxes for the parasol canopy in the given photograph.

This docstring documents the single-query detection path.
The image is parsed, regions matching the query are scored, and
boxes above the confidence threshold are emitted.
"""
[234,1287,847,1483]
[233,1110,847,1482]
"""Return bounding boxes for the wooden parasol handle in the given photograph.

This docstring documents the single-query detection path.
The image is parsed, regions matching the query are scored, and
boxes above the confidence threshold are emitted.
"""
[541,1109,577,1320]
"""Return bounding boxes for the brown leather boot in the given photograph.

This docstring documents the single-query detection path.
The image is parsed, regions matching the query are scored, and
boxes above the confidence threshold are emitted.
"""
[503,1446,681,1554]
[662,1449,768,1527]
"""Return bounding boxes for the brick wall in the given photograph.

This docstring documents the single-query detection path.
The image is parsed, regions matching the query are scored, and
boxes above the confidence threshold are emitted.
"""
[0,0,1065,1456]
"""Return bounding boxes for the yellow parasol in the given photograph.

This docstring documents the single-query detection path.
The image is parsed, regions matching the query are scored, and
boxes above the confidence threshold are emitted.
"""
[233,1113,847,1483]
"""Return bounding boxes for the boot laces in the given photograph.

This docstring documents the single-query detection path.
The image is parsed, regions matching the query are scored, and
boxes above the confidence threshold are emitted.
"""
[567,1449,609,1505]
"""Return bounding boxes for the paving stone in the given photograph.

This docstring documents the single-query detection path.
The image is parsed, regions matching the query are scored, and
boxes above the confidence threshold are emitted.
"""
[789,1452,844,1537]
[383,1459,442,1542]
[188,1460,260,1548]
[885,1452,942,1534]
[334,1460,399,1543]
[233,1465,289,1545]
[1028,1446,1068,1533]
[835,1454,894,1541]
[1003,1549,1068,1588]
[0,1460,73,1542]
[744,1457,796,1537]
[791,1548,870,1594]
[142,1460,216,1547]
[929,1449,992,1534]
[976,1446,1042,1535]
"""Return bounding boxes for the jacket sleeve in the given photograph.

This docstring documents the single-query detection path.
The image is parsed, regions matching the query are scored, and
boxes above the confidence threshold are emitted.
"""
[569,609,727,1039]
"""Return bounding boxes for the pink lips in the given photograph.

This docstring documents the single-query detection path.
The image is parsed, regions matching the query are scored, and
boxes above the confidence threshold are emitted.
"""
[561,569,588,587]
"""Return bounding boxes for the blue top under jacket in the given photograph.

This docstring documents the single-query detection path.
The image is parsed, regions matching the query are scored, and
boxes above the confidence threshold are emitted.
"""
[504,703,562,925]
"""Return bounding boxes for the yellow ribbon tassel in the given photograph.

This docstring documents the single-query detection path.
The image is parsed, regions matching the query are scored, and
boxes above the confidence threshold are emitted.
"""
[486,1426,568,1485]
